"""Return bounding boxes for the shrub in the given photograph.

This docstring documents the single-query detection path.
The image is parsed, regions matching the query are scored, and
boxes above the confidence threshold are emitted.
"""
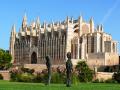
[10,68,35,82]
[51,72,65,84]
[92,79,99,83]
[34,73,42,83]
[99,79,105,83]
[76,61,93,82]
[10,66,88,84]
[113,71,120,83]
[71,72,79,85]
[33,67,66,84]
[17,73,35,82]
[21,67,35,74]
[30,69,48,83]
[33,65,91,84]
[105,79,117,83]
[0,74,3,80]
[9,68,21,81]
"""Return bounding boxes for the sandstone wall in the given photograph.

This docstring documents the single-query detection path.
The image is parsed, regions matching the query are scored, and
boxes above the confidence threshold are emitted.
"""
[24,64,65,71]
[95,72,113,81]
[0,71,10,80]
[105,53,119,65]
[86,52,119,67]
[87,53,105,67]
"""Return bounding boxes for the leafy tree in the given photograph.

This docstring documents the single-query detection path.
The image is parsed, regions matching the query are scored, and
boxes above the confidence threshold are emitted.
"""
[75,61,93,82]
[0,48,12,70]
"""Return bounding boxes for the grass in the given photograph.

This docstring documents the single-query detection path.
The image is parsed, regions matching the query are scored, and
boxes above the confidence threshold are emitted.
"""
[0,80,120,90]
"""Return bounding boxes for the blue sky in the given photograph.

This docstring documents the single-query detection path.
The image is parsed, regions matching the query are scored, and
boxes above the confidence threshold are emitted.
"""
[0,0,120,53]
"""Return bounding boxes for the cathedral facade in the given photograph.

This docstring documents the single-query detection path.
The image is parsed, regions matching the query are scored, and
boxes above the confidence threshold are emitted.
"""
[9,15,119,67]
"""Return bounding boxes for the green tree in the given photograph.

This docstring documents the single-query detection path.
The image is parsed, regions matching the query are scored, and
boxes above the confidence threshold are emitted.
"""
[75,61,93,82]
[0,49,12,70]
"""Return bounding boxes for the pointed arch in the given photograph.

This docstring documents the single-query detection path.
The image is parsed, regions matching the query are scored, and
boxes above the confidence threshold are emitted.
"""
[31,52,37,64]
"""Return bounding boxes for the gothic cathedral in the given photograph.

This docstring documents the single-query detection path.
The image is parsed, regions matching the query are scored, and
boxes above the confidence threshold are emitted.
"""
[9,14,119,67]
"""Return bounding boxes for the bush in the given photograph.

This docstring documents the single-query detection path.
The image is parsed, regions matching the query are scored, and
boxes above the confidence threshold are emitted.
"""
[33,73,43,83]
[17,73,35,82]
[93,78,118,83]
[21,67,35,74]
[105,79,117,83]
[0,74,3,80]
[51,72,65,84]
[9,69,21,81]
[76,61,93,82]
[71,72,79,85]
[10,68,35,82]
[9,66,83,84]
[92,79,99,83]
[113,71,120,83]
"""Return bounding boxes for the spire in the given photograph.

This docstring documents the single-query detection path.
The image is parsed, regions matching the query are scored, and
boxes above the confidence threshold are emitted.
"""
[58,21,61,26]
[78,15,83,23]
[11,24,16,36]
[43,21,48,38]
[23,13,27,21]
[36,17,40,26]
[31,21,35,29]
[97,24,104,32]
[90,17,94,33]
[22,13,27,29]
[90,17,94,23]
[71,17,73,24]
[52,20,54,28]
[100,24,104,32]
[43,21,47,29]
[12,24,16,33]
[10,24,16,63]
[66,16,70,24]
[43,21,47,33]
[19,27,22,33]
[97,25,101,32]
[36,17,41,30]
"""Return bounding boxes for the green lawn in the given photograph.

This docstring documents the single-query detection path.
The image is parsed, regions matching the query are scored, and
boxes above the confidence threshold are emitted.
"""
[0,80,120,90]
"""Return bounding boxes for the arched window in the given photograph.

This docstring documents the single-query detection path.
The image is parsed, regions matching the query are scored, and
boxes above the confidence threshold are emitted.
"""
[31,52,37,64]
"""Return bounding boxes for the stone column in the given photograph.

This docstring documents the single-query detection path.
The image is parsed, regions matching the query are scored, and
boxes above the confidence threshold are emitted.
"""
[63,36,66,60]
[81,42,85,59]
[53,38,55,63]
[44,39,45,61]
[77,38,80,59]
[73,43,75,59]
[102,35,105,52]
[42,40,43,62]
[115,43,117,53]
[58,38,60,63]
[45,38,49,57]
[55,37,57,64]
[60,38,62,63]
[50,39,52,59]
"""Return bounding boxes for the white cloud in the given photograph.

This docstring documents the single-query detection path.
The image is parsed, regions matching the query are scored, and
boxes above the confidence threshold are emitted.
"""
[101,0,120,24]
